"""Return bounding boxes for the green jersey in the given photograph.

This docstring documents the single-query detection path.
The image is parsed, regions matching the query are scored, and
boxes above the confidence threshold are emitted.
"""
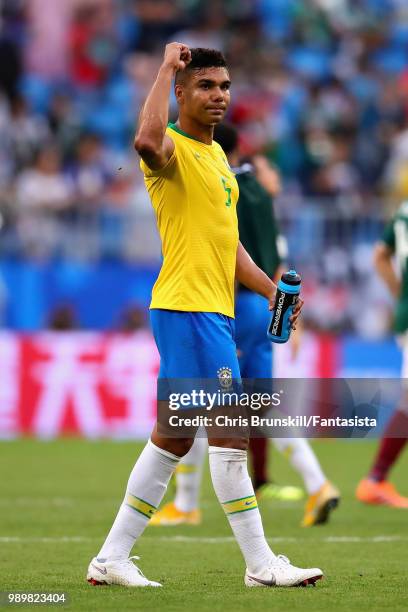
[235,164,282,285]
[382,200,408,333]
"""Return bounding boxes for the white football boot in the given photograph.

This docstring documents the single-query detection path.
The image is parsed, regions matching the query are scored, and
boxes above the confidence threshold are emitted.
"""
[87,555,162,587]
[245,554,323,587]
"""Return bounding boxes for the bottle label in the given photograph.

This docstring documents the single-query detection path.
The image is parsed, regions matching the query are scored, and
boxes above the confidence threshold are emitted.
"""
[271,291,286,336]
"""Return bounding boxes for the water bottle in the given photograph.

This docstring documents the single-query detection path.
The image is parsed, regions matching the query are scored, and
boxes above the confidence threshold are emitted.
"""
[267,270,301,344]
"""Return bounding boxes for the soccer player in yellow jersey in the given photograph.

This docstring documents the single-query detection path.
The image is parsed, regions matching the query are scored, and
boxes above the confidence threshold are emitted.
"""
[86,43,323,588]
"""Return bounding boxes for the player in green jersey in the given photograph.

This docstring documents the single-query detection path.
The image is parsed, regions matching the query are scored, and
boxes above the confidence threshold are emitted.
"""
[356,201,408,508]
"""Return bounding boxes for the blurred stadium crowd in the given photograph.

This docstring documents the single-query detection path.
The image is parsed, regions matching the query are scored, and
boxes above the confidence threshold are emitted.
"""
[1,0,408,333]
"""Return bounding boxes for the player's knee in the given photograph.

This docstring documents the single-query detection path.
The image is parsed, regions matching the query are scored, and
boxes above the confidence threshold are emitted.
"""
[208,437,249,451]
[151,435,194,458]
[172,437,195,457]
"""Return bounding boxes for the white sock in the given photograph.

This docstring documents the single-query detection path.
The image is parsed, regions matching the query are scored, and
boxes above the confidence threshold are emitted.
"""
[97,440,179,560]
[175,437,207,512]
[272,438,326,495]
[208,446,275,574]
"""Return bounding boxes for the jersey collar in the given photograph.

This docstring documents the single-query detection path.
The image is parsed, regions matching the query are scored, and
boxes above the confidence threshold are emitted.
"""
[168,122,214,146]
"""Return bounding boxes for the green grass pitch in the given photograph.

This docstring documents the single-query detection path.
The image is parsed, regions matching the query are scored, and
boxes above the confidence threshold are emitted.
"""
[0,439,407,611]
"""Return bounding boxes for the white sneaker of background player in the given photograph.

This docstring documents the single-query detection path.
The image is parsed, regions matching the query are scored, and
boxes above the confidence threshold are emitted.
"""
[87,555,162,587]
[244,554,323,587]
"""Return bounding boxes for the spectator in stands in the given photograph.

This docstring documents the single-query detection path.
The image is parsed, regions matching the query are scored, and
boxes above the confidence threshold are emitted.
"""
[7,94,51,170]
[384,116,408,206]
[0,0,408,332]
[0,0,25,100]
[170,2,227,51]
[15,145,73,257]
[16,144,73,213]
[69,0,118,88]
[69,132,111,209]
[47,92,82,159]
[130,0,184,53]
[48,305,78,331]
[119,305,147,332]
[25,0,72,79]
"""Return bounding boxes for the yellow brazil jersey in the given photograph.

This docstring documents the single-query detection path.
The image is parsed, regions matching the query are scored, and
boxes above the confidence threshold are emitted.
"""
[140,123,239,318]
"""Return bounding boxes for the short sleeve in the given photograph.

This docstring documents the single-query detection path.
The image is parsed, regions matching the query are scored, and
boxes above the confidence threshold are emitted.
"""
[139,133,177,178]
[382,220,395,252]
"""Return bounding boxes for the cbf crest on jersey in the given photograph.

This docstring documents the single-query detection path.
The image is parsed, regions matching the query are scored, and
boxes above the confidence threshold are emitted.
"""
[217,366,233,389]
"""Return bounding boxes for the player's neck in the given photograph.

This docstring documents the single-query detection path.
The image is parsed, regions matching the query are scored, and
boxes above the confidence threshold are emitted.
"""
[175,117,213,145]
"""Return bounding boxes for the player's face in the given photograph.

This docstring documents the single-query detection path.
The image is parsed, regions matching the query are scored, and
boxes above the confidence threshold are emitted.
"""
[177,67,231,125]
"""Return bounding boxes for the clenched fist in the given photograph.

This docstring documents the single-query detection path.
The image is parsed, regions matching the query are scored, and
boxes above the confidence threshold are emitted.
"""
[163,42,192,73]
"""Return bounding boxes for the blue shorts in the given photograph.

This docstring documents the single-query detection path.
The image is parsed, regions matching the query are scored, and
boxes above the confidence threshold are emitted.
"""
[235,291,272,378]
[150,309,241,380]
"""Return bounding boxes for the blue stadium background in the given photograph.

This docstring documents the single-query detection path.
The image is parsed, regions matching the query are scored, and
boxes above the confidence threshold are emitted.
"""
[1,0,408,347]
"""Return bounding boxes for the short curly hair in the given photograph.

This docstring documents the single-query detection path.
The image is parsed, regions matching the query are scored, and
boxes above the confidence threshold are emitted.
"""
[175,48,228,84]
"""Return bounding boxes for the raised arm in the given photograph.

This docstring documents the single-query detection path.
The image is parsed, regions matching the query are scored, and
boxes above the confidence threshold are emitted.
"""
[134,43,191,170]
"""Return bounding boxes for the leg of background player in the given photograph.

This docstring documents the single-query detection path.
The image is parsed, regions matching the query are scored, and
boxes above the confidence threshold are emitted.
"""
[272,437,326,495]
[250,437,304,501]
[237,292,303,502]
[369,436,407,483]
[150,435,208,525]
[356,406,408,508]
[174,434,207,512]
[249,437,268,490]
[272,437,339,526]
[356,337,408,508]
